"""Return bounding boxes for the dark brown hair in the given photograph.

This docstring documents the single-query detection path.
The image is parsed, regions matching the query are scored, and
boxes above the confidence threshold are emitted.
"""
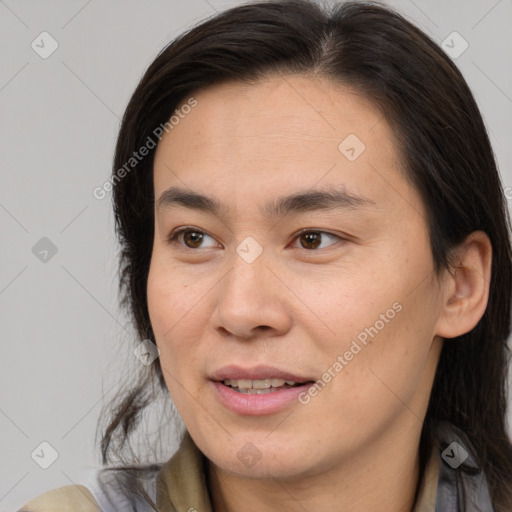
[98,1,512,510]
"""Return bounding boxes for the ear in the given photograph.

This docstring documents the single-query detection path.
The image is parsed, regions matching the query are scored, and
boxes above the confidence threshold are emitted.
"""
[435,231,492,339]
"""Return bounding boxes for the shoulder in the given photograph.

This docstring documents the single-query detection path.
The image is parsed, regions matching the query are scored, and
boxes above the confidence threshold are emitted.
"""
[17,466,161,512]
[17,485,100,512]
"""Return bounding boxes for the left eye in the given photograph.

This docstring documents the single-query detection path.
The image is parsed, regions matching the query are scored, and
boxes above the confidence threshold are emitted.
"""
[291,230,341,250]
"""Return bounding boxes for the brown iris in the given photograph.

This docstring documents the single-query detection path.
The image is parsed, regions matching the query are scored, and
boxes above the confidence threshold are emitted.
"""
[183,230,204,248]
[299,232,322,249]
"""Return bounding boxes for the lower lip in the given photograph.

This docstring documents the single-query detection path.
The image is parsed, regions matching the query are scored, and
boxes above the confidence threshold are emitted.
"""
[212,381,313,415]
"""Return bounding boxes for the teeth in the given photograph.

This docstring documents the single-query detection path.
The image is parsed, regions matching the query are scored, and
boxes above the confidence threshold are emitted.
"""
[223,378,298,389]
[237,379,253,389]
[241,388,277,394]
[251,379,271,389]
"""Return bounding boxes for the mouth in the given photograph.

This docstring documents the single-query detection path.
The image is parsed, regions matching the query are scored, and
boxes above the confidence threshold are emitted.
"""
[222,378,309,394]
[210,366,315,416]
[210,366,316,415]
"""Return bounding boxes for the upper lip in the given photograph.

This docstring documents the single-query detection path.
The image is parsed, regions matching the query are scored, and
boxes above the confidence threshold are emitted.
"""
[210,365,314,383]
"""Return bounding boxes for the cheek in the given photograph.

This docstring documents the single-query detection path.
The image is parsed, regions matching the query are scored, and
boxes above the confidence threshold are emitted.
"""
[147,256,207,369]
[148,250,204,331]
[147,258,211,418]
[291,264,397,347]
[298,252,440,388]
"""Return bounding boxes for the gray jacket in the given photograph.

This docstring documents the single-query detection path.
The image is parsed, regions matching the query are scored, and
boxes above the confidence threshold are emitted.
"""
[435,421,495,511]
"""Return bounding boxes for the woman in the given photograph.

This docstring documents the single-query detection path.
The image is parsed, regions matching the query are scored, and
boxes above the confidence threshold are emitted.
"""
[19,0,512,511]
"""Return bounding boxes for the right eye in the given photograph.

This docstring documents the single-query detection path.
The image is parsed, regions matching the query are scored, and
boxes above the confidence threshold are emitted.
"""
[166,227,220,250]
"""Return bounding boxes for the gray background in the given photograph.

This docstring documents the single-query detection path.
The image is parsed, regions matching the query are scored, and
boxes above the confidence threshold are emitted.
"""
[1,0,511,510]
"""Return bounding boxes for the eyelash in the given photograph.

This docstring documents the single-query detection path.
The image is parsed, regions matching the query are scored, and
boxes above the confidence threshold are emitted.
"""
[166,226,345,251]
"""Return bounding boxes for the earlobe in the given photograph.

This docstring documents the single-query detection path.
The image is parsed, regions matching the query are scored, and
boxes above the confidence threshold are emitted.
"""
[435,231,492,339]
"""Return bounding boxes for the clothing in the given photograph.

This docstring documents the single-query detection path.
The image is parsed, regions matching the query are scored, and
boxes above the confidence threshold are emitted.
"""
[17,422,495,512]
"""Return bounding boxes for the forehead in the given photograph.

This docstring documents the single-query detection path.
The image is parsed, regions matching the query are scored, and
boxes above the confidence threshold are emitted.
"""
[165,74,386,152]
[152,74,422,219]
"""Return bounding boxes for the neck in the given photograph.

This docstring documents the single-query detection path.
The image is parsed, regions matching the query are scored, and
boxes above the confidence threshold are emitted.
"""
[206,419,422,512]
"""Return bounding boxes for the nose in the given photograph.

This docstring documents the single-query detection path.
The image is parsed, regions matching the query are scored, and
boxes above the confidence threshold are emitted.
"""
[212,250,292,340]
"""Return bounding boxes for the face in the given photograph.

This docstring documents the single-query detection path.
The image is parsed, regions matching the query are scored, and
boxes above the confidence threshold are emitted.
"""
[148,74,446,480]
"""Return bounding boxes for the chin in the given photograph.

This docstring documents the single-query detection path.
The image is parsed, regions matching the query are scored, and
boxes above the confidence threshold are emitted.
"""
[217,454,311,480]
[202,435,320,481]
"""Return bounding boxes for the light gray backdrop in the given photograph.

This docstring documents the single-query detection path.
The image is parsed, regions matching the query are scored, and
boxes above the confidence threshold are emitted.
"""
[1,0,511,510]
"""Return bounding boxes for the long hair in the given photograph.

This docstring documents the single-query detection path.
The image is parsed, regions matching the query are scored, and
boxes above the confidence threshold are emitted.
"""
[98,1,512,509]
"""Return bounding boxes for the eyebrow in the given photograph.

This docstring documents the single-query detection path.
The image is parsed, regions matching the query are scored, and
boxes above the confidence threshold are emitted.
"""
[156,185,376,219]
